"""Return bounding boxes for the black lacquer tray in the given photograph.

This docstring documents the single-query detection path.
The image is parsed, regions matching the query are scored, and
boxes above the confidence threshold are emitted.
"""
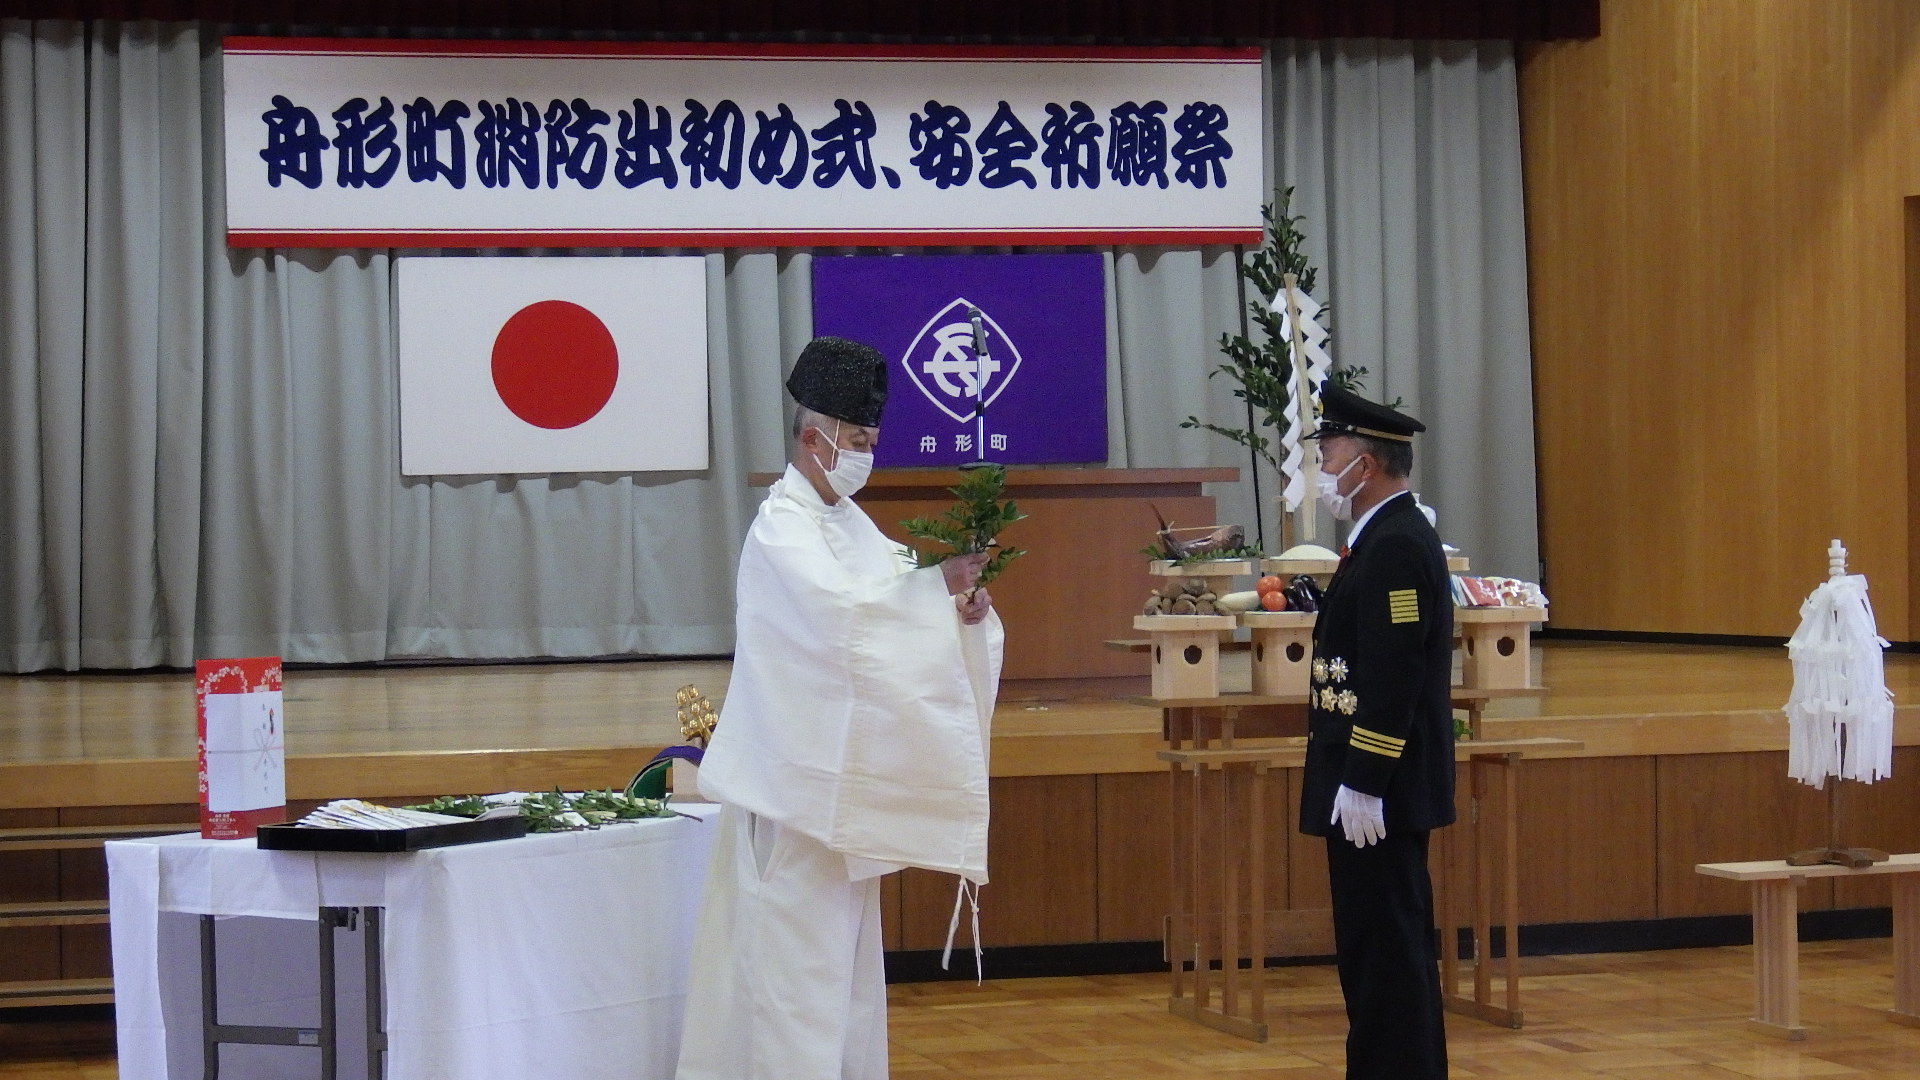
[256,815,527,852]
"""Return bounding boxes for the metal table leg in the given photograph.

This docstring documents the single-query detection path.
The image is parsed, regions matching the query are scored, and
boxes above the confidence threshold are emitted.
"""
[365,907,388,1080]
[199,912,335,1080]
[197,906,387,1080]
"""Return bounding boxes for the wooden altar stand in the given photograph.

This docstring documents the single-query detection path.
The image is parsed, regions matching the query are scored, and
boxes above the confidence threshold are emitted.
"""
[1150,693,1306,1041]
[1145,687,1575,1041]
[1433,720,1560,1030]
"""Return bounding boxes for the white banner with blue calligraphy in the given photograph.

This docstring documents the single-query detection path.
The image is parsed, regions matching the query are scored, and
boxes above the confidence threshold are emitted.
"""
[222,39,1264,248]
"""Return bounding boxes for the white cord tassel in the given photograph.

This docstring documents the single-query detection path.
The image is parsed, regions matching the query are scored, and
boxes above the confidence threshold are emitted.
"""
[940,877,983,984]
[1785,541,1894,787]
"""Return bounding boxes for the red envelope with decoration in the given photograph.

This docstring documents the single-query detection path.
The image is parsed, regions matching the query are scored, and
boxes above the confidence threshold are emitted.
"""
[196,657,286,839]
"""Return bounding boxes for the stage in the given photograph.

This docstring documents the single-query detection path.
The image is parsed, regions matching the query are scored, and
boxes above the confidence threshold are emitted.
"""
[4,640,1920,991]
[6,640,1918,804]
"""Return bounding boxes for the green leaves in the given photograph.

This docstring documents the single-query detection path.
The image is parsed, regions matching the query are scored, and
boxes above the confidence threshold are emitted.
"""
[1162,544,1265,567]
[1183,191,1378,463]
[901,464,1028,589]
[410,794,488,818]
[408,788,672,832]
[1183,194,1308,470]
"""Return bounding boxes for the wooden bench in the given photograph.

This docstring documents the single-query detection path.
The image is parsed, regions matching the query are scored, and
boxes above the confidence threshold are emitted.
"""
[1696,853,1920,1039]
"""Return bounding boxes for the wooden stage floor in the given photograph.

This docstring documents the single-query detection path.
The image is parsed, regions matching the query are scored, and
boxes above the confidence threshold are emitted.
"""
[5,640,1920,809]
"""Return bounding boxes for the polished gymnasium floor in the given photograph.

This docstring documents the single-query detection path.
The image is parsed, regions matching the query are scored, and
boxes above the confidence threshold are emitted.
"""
[5,641,1920,1077]
[5,942,1920,1079]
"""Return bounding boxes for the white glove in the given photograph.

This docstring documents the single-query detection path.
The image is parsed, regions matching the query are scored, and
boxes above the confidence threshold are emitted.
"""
[1330,784,1386,847]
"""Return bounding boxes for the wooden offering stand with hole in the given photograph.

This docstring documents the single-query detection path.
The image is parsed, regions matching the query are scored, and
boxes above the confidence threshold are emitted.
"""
[1133,615,1238,699]
[1455,607,1548,689]
[1238,611,1316,695]
[1136,559,1252,700]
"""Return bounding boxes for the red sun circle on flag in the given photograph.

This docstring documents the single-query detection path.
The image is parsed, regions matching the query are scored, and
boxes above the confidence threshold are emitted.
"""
[490,300,620,429]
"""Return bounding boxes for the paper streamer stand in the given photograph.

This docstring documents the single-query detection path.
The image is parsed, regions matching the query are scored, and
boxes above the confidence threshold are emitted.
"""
[1787,540,1889,869]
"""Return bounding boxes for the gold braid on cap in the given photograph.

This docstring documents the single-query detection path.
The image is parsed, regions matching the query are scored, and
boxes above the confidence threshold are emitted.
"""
[1322,422,1414,443]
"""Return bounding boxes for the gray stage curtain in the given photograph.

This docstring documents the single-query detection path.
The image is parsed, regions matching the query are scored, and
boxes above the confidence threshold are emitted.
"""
[1269,39,1541,580]
[0,22,1537,671]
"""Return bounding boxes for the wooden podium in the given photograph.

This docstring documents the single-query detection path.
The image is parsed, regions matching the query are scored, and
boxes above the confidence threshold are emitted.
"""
[755,466,1237,681]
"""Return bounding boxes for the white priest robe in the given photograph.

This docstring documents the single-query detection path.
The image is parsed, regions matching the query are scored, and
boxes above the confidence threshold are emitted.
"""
[677,464,1003,1080]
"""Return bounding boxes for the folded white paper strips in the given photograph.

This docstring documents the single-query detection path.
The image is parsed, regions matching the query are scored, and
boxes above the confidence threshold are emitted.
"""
[1785,539,1894,787]
[1270,278,1333,515]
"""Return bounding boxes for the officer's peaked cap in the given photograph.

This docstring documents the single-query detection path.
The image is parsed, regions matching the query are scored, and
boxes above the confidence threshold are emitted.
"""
[1306,380,1424,443]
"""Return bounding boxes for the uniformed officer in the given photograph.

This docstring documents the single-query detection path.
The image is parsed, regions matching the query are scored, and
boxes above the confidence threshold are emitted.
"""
[1298,381,1454,1080]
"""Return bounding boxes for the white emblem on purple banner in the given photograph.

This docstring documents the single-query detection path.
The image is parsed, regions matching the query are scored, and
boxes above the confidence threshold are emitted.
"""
[901,298,1025,423]
[812,253,1107,467]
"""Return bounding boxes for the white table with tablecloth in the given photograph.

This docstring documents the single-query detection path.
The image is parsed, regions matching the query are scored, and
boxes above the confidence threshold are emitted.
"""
[107,807,718,1080]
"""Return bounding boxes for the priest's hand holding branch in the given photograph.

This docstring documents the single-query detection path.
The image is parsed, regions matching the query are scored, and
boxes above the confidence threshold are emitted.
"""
[941,552,991,596]
[904,466,1026,619]
[957,587,993,625]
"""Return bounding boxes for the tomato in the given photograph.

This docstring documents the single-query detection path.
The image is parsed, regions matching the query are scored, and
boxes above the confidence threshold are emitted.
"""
[1256,575,1284,595]
[1260,590,1288,611]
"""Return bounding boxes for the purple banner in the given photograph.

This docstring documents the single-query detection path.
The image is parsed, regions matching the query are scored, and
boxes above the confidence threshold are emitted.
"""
[811,254,1107,467]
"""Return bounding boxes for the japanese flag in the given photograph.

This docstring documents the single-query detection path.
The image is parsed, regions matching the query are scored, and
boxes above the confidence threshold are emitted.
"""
[398,256,709,476]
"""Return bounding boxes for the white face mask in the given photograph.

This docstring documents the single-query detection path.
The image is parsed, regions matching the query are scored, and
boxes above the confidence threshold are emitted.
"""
[1315,454,1367,522]
[809,422,874,499]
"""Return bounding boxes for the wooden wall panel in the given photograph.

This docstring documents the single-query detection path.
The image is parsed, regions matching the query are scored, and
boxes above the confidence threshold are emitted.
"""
[6,758,1906,981]
[1654,753,1835,919]
[881,872,903,952]
[1094,772,1171,942]
[1285,769,1331,912]
[1515,757,1658,924]
[0,808,61,983]
[899,775,1097,949]
[1832,746,1920,909]
[1522,0,1920,637]
[1434,756,1660,929]
[1909,198,1920,632]
[56,805,200,979]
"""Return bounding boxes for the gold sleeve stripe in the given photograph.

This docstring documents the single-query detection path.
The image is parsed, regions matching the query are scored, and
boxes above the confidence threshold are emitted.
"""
[1350,730,1404,752]
[1388,588,1420,624]
[1350,732,1404,758]
[1351,725,1406,749]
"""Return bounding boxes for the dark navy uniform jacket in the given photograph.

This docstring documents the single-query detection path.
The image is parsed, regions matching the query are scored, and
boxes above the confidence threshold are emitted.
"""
[1298,491,1457,837]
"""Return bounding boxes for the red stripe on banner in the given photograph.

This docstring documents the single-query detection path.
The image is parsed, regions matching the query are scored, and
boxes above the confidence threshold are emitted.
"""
[219,37,1263,64]
[227,228,1264,249]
